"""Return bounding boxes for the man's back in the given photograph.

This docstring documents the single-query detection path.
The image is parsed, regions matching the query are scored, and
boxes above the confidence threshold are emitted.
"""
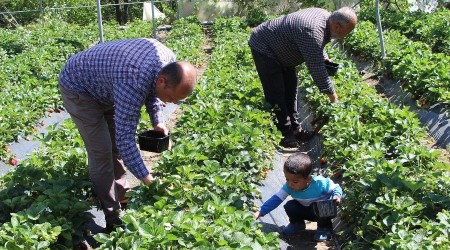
[249,8,331,67]
[59,38,175,105]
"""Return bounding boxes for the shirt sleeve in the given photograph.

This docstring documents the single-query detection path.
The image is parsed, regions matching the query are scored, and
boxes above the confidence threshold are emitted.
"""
[113,67,150,179]
[299,30,335,94]
[331,182,343,198]
[324,177,343,198]
[259,188,289,217]
[145,95,164,126]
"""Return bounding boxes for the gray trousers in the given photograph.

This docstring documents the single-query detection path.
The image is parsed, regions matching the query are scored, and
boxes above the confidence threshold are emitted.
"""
[59,86,129,224]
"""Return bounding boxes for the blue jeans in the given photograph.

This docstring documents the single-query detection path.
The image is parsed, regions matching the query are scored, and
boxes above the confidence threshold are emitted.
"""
[284,200,332,229]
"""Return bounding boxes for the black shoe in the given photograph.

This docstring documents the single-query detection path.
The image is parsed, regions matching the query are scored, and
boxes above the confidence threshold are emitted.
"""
[104,217,124,234]
[295,129,314,141]
[279,134,299,148]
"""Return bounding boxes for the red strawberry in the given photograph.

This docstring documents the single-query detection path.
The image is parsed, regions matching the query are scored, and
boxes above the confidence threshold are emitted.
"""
[320,158,327,164]
[333,172,341,179]
[9,158,18,166]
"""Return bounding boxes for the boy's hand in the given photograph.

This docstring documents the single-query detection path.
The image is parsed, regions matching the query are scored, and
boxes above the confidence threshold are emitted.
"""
[333,195,341,205]
[254,211,261,219]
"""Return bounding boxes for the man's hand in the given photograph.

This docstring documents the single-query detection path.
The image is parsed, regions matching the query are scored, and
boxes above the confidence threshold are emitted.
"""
[153,123,169,135]
[327,93,339,103]
[141,174,154,185]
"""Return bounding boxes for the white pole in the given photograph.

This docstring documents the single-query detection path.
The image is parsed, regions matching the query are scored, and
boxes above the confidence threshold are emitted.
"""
[375,0,386,63]
[96,0,104,43]
[151,0,156,37]
[39,0,44,25]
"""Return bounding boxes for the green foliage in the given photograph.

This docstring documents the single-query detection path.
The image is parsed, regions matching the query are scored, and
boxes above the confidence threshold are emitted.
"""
[0,121,92,248]
[1,0,144,27]
[0,19,95,160]
[343,20,450,107]
[359,7,450,54]
[298,45,450,249]
[165,16,204,66]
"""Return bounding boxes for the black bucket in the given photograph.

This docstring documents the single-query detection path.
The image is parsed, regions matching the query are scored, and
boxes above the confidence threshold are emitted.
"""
[138,130,170,153]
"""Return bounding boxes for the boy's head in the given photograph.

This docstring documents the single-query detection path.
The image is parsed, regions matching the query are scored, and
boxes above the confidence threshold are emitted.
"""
[283,152,313,191]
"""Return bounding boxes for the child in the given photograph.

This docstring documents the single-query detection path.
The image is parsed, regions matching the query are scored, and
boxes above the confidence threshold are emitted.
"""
[254,152,342,241]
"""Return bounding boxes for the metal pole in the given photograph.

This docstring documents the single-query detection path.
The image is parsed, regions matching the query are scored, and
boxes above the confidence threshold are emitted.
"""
[338,0,342,8]
[39,0,44,25]
[375,0,386,64]
[176,0,179,19]
[151,0,156,37]
[96,0,104,43]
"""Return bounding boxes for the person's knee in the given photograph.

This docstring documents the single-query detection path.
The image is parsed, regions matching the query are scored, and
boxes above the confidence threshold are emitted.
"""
[284,200,300,213]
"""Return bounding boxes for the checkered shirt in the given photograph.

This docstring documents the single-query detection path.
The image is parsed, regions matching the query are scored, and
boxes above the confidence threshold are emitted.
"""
[249,8,335,94]
[59,38,176,179]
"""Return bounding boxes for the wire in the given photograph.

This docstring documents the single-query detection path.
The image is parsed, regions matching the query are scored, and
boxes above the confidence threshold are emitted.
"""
[0,0,173,15]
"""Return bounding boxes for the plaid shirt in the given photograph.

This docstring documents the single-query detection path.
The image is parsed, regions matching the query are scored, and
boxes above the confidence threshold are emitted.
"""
[59,38,176,179]
[249,8,334,94]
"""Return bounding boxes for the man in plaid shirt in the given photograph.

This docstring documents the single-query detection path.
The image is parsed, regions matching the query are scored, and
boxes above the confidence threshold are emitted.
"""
[59,38,197,231]
[249,7,357,148]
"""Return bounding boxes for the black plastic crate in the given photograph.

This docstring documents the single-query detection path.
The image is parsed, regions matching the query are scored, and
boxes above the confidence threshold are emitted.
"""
[138,130,170,153]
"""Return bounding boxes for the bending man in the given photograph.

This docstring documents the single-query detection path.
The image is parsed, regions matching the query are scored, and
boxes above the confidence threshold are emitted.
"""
[249,7,357,148]
[58,38,197,231]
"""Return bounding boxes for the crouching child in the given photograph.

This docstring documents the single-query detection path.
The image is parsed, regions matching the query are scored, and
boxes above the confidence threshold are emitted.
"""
[254,152,342,241]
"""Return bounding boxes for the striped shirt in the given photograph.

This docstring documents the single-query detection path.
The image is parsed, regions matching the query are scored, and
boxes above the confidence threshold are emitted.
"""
[59,38,176,179]
[259,175,342,216]
[249,8,334,94]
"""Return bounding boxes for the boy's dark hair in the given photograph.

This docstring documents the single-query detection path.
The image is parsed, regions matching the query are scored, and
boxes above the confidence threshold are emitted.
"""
[283,152,312,178]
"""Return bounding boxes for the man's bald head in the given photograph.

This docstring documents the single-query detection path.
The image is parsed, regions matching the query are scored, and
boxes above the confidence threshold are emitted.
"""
[156,61,198,103]
[329,7,357,39]
[160,61,197,90]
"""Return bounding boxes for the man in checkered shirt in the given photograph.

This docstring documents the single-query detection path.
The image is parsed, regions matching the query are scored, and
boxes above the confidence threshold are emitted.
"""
[249,7,357,148]
[59,38,197,231]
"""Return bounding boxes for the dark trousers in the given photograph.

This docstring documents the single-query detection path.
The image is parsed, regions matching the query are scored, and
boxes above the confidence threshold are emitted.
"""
[284,200,332,229]
[251,49,300,136]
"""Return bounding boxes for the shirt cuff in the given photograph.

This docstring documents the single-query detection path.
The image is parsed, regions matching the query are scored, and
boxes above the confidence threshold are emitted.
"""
[320,85,335,95]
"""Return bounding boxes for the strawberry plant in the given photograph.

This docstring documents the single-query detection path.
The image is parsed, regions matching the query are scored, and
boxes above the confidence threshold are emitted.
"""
[298,45,450,248]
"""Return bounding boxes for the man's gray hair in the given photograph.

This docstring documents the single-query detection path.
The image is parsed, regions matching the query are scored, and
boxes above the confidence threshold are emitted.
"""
[329,7,357,27]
